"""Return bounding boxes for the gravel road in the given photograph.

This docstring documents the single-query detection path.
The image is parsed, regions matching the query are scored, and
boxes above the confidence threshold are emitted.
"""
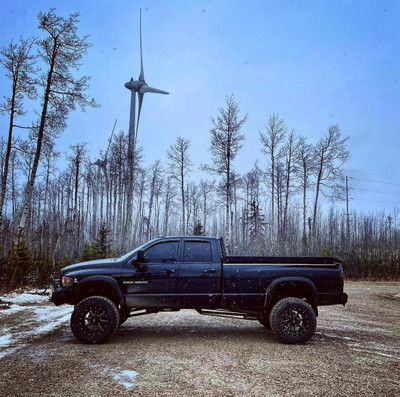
[0,281,399,397]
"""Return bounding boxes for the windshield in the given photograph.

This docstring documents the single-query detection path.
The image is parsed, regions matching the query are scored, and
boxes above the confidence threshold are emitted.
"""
[114,241,149,262]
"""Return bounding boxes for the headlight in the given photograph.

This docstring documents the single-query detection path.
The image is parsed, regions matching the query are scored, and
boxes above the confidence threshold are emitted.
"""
[61,276,74,287]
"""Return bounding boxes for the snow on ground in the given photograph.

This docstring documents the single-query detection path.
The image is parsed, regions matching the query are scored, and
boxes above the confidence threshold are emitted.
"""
[0,290,73,359]
[88,363,139,390]
[0,291,139,390]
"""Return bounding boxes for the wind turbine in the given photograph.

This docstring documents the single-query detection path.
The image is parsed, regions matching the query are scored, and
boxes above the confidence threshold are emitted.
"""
[92,119,118,171]
[125,8,169,158]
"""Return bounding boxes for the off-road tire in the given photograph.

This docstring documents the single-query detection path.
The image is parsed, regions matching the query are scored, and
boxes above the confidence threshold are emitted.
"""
[269,297,316,344]
[71,296,120,344]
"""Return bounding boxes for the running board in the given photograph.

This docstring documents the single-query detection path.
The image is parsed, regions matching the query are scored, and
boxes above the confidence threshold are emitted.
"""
[196,309,259,321]
[127,308,180,318]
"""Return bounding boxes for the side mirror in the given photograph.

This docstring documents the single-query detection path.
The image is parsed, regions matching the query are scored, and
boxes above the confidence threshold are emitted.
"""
[134,250,146,271]
[137,250,145,263]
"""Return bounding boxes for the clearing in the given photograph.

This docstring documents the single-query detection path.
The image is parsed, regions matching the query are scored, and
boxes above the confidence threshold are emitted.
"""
[0,281,399,397]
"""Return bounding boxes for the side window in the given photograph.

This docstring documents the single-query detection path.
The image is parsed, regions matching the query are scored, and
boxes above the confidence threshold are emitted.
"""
[145,242,178,263]
[183,241,212,263]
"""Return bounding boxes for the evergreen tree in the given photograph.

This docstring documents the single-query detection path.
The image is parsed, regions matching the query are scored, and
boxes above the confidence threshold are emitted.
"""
[93,223,111,258]
[56,252,72,273]
[193,220,205,236]
[33,249,52,286]
[82,241,96,262]
[6,234,32,289]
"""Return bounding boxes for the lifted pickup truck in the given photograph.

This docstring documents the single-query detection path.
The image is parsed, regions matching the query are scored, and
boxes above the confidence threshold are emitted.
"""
[51,236,347,344]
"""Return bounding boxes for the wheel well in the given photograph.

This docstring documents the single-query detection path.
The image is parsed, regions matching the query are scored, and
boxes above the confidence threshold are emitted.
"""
[74,282,121,307]
[269,281,317,314]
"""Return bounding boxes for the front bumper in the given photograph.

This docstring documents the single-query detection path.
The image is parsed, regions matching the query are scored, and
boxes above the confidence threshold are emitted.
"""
[50,279,76,306]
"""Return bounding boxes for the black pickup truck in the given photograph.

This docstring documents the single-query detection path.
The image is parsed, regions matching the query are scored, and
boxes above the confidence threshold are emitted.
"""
[51,236,347,344]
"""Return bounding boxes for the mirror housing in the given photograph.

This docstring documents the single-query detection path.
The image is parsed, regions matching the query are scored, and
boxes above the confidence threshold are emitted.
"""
[137,249,145,263]
[133,249,146,271]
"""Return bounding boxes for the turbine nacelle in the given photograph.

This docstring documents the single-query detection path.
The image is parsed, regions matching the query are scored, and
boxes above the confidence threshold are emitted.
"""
[124,78,143,91]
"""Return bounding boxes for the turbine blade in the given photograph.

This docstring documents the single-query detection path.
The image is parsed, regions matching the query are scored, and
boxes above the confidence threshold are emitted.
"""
[104,119,117,161]
[140,85,169,95]
[136,92,144,142]
[139,9,145,82]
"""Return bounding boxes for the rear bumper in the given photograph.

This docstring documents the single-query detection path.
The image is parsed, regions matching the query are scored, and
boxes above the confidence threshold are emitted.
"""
[318,292,348,306]
[50,279,76,306]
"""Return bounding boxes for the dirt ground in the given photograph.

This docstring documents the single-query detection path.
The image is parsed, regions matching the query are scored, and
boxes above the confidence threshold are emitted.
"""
[0,281,399,397]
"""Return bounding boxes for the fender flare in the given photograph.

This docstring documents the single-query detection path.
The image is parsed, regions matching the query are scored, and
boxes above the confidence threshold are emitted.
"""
[265,277,318,312]
[75,276,124,307]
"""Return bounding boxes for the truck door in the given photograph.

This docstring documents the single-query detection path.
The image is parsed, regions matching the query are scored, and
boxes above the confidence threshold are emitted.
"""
[123,240,179,308]
[178,240,220,308]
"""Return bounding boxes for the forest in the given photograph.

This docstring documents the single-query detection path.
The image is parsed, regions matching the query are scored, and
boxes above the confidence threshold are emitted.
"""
[0,9,399,289]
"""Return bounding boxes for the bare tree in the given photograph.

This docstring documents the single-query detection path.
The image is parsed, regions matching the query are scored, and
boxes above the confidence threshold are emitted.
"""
[259,114,287,236]
[312,124,350,237]
[167,136,192,235]
[145,160,164,240]
[0,37,37,229]
[199,179,214,236]
[18,8,98,236]
[282,130,300,236]
[202,94,247,252]
[68,143,87,217]
[296,137,315,248]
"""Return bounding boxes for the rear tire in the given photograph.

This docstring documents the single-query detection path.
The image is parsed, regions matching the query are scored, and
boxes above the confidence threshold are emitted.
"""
[71,296,119,344]
[269,297,316,344]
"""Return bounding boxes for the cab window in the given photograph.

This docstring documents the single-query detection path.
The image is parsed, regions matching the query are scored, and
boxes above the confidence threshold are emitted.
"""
[183,241,212,263]
[144,242,178,263]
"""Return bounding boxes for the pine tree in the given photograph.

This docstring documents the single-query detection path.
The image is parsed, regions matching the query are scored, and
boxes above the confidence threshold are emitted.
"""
[56,252,72,273]
[93,223,111,258]
[82,241,95,262]
[193,220,205,236]
[33,249,52,286]
[6,234,32,289]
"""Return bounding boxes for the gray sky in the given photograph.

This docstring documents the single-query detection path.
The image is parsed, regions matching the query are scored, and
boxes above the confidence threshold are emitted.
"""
[1,0,400,213]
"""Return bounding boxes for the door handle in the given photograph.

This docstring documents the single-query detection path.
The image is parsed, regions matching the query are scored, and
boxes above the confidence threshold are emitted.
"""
[203,268,217,274]
[163,269,176,275]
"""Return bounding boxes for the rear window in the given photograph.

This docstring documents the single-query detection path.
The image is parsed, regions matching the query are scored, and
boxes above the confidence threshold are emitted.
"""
[183,241,212,263]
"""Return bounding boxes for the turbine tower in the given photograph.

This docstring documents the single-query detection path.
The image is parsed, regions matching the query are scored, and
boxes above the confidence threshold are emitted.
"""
[125,9,169,158]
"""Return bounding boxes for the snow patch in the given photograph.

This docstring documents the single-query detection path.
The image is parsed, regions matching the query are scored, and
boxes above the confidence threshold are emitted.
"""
[110,369,138,390]
[1,292,50,305]
[0,333,13,348]
[0,292,73,359]
[315,332,353,341]
[0,345,26,360]
[88,363,138,390]
[348,341,400,360]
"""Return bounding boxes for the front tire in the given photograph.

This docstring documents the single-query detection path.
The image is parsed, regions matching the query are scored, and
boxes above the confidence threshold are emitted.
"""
[269,297,316,344]
[71,296,120,344]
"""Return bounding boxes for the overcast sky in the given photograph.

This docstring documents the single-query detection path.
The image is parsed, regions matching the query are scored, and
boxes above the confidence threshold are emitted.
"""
[1,0,399,213]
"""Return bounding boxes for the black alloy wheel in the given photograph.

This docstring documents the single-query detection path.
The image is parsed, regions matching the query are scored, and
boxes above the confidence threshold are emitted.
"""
[70,296,120,344]
[269,297,317,344]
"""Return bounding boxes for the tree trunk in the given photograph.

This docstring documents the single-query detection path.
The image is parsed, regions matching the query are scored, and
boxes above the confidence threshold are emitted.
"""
[19,56,56,235]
